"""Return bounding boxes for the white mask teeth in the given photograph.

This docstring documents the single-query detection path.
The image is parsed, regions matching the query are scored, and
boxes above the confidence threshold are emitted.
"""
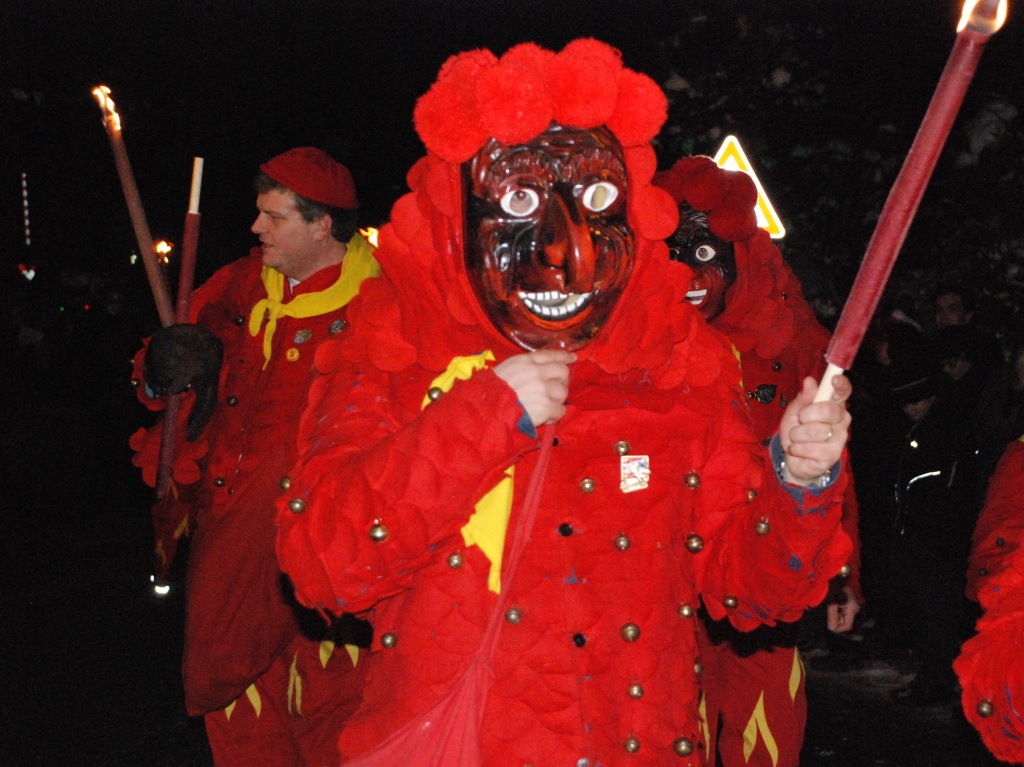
[518,290,595,319]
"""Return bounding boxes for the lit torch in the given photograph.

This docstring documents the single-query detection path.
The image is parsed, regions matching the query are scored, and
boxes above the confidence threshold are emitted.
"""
[92,85,176,327]
[816,0,1008,401]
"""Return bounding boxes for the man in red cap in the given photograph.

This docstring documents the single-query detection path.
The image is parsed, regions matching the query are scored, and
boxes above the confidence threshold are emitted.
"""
[654,156,862,767]
[129,147,379,766]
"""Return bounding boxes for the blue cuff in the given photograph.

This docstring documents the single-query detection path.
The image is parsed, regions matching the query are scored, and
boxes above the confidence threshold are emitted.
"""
[516,402,538,439]
[769,434,841,508]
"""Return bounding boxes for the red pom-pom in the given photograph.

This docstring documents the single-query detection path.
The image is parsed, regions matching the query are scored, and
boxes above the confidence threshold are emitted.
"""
[625,144,657,183]
[550,39,621,129]
[476,43,554,147]
[654,156,759,242]
[415,39,668,160]
[681,158,728,211]
[606,68,667,146]
[414,51,496,162]
[708,203,758,242]
[625,147,678,240]
[629,183,679,242]
[651,168,686,205]
[709,171,759,240]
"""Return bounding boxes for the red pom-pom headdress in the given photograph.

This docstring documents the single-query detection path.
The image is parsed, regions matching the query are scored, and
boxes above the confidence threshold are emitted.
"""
[335,39,739,391]
[414,39,668,162]
[653,155,759,243]
[653,156,829,362]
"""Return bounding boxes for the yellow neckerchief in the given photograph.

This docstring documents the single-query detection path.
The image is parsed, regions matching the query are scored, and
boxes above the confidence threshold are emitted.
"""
[248,233,379,368]
[422,352,514,593]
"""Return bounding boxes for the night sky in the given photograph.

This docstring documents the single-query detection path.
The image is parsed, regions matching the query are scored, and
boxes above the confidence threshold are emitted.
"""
[2,0,1021,301]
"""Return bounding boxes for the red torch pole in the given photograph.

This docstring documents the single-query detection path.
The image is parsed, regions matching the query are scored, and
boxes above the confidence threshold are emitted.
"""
[92,86,176,328]
[816,0,1008,401]
[156,157,205,498]
[176,158,204,322]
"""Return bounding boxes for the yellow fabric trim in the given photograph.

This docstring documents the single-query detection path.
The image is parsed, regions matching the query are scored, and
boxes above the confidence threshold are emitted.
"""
[222,682,263,720]
[1018,433,1024,443]
[422,352,513,594]
[789,647,804,702]
[732,343,744,389]
[248,233,380,368]
[462,467,515,593]
[287,652,303,717]
[420,351,496,409]
[742,692,780,767]
[245,684,262,718]
[174,513,190,540]
[698,691,712,753]
[319,639,335,668]
[345,643,360,667]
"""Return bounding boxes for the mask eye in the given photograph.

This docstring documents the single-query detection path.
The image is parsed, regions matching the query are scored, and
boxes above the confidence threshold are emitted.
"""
[581,181,619,212]
[695,244,717,262]
[500,188,540,217]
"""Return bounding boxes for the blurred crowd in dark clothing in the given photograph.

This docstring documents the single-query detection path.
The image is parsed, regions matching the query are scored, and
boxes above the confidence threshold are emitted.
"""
[0,268,159,509]
[844,282,1024,706]
[1,268,154,394]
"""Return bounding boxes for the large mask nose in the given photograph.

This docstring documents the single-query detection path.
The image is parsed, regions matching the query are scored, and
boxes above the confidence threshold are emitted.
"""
[539,184,596,293]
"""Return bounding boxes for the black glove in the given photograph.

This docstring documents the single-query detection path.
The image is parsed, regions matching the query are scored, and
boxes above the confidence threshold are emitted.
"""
[144,324,224,442]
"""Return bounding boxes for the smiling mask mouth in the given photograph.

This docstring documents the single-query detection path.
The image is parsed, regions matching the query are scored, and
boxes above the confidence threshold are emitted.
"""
[518,290,595,320]
[685,288,707,305]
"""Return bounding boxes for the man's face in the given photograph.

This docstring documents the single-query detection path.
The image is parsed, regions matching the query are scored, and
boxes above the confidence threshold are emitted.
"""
[464,124,634,351]
[251,189,324,281]
[934,292,969,329]
[668,203,736,321]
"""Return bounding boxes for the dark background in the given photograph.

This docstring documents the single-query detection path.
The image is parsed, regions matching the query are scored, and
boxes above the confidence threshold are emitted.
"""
[3,0,1021,293]
[1,1,1021,764]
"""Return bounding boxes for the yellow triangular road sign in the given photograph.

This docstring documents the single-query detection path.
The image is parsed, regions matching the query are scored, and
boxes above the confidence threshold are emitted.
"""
[713,135,786,239]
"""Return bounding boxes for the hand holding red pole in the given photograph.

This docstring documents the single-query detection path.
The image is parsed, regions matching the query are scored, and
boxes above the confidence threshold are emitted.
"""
[815,0,1008,402]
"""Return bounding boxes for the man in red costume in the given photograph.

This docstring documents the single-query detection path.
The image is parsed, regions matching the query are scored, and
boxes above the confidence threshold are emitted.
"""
[275,41,854,767]
[654,156,862,767]
[130,147,378,766]
[955,434,1024,764]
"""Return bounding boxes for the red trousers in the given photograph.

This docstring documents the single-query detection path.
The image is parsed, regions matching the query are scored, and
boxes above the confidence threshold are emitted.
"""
[203,632,365,767]
[698,621,806,767]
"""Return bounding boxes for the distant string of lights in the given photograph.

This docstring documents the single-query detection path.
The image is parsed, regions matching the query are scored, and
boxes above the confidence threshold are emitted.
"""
[21,172,31,246]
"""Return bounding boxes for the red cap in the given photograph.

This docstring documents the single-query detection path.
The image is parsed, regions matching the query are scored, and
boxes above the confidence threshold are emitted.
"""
[259,147,359,209]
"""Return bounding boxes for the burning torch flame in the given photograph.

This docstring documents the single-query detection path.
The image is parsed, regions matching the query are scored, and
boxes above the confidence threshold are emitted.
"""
[91,85,122,131]
[958,0,1008,35]
[359,227,380,247]
[155,240,173,263]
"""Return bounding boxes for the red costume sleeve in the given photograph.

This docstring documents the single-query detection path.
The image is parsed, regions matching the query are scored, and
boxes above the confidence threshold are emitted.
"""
[128,254,257,581]
[955,439,1024,764]
[684,394,853,631]
[277,355,536,615]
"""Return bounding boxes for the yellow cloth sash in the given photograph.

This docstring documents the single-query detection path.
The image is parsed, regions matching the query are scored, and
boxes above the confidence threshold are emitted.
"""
[422,352,514,593]
[248,233,379,368]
